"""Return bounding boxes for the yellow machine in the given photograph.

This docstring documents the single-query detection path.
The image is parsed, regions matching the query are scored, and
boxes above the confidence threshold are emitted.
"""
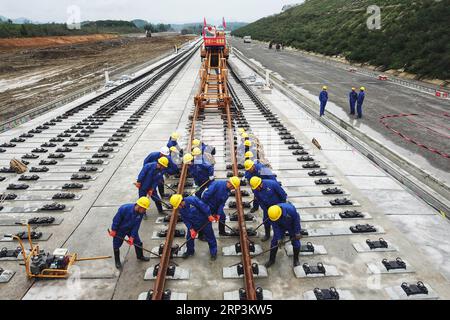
[13,224,110,279]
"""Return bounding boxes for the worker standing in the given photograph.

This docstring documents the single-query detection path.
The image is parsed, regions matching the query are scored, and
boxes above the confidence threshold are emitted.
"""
[349,87,358,115]
[319,86,328,117]
[357,87,365,118]
[202,177,241,236]
[108,197,151,269]
[250,177,287,242]
[184,152,215,198]
[265,203,302,268]
[170,194,218,260]
[134,157,168,214]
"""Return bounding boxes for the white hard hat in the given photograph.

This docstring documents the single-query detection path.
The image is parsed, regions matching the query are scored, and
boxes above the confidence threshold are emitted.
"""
[160,146,170,156]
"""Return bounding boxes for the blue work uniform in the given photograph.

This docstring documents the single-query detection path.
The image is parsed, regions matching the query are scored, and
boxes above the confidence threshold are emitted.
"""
[137,162,166,211]
[167,137,183,156]
[319,90,328,116]
[111,204,144,249]
[271,203,302,250]
[357,91,365,118]
[245,161,277,211]
[253,180,287,228]
[200,142,216,156]
[202,180,230,224]
[189,160,215,198]
[143,152,179,200]
[349,90,358,115]
[179,196,217,256]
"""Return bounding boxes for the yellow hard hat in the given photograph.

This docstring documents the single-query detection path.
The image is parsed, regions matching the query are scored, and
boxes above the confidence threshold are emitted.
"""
[229,176,241,189]
[242,133,249,139]
[322,86,328,90]
[183,153,193,164]
[268,205,282,221]
[360,86,365,91]
[170,146,178,153]
[192,147,202,156]
[351,87,356,91]
[244,160,254,171]
[245,151,254,159]
[250,176,262,190]
[136,197,150,210]
[244,140,252,147]
[158,156,169,168]
[238,128,246,134]
[171,132,180,140]
[170,194,183,209]
[192,139,201,147]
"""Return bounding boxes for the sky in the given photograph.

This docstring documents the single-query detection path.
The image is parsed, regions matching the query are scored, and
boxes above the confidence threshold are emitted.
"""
[1,0,303,24]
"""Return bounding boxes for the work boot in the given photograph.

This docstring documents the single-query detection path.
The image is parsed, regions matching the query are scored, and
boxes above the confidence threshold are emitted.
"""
[250,207,258,213]
[182,252,194,259]
[261,226,271,242]
[218,222,231,236]
[293,247,300,267]
[264,247,278,268]
[114,249,122,269]
[135,246,150,262]
[210,254,217,261]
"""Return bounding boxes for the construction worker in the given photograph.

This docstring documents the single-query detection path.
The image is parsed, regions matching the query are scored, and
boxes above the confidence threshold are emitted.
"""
[319,86,328,117]
[349,87,358,115]
[244,151,256,161]
[184,152,215,198]
[143,147,179,199]
[135,157,169,214]
[192,139,216,156]
[167,132,183,155]
[250,177,287,242]
[357,87,365,118]
[170,194,217,260]
[109,197,151,269]
[244,159,277,213]
[202,177,241,236]
[265,203,302,268]
[169,146,182,166]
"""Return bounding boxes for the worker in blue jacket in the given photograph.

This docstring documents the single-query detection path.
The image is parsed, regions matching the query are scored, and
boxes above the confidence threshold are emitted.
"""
[192,139,216,156]
[108,197,151,269]
[265,203,302,268]
[349,87,358,115]
[250,177,287,242]
[184,152,215,198]
[166,132,183,156]
[143,147,180,200]
[135,157,168,214]
[170,194,218,260]
[201,176,241,236]
[357,87,365,118]
[319,86,328,117]
[244,159,277,213]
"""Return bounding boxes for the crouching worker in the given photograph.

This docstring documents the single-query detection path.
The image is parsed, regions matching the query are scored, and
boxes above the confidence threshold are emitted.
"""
[265,203,302,268]
[108,197,151,269]
[170,194,218,261]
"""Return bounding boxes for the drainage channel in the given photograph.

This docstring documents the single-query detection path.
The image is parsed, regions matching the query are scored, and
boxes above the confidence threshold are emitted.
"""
[0,42,201,276]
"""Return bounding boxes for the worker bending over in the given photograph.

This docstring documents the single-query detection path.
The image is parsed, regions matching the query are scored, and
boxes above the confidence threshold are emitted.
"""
[135,157,168,214]
[250,176,287,242]
[170,194,218,261]
[244,159,277,214]
[167,132,183,156]
[109,197,151,269]
[184,152,215,198]
[192,138,216,156]
[202,177,241,236]
[265,203,302,268]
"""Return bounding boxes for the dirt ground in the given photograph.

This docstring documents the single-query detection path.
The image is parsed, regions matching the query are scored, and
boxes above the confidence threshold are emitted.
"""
[0,34,196,122]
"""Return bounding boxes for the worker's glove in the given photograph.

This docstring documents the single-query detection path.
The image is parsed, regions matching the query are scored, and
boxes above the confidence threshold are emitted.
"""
[134,182,141,189]
[277,240,283,249]
[147,189,154,197]
[190,229,197,239]
[108,230,117,238]
[126,237,134,246]
[213,214,221,222]
[293,233,302,240]
[208,216,216,223]
[209,176,215,181]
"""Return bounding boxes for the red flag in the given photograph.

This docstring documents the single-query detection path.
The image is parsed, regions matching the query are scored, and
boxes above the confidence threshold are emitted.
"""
[222,17,227,29]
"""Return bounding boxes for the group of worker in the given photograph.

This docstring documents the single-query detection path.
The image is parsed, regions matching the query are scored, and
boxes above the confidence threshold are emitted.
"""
[108,129,303,270]
[319,86,366,118]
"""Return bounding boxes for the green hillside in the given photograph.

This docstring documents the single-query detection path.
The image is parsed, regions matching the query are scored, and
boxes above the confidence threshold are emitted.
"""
[233,0,450,80]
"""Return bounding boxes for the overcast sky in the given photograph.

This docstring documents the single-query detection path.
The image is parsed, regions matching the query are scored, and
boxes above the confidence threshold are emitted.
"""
[1,0,303,24]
